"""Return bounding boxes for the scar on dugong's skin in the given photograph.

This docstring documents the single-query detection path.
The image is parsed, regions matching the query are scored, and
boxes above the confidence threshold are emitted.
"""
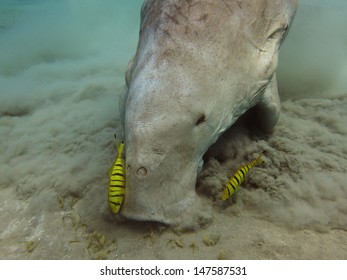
[119,0,297,226]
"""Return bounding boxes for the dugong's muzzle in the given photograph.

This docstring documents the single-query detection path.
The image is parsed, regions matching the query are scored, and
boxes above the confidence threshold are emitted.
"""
[120,155,200,224]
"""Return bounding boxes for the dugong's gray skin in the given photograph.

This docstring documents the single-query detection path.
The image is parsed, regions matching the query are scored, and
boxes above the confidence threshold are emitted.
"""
[120,0,297,225]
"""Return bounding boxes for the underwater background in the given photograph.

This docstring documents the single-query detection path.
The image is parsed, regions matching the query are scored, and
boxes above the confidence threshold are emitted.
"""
[0,0,346,259]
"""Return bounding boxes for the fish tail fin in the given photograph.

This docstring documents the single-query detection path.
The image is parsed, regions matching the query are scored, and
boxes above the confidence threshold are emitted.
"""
[108,140,124,178]
[117,141,124,157]
[114,133,124,157]
[254,154,264,165]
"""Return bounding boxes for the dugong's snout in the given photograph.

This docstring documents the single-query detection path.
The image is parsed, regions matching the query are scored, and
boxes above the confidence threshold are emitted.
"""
[120,155,200,224]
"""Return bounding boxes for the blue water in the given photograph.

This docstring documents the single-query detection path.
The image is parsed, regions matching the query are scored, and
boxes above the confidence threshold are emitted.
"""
[1,0,346,101]
[277,0,347,98]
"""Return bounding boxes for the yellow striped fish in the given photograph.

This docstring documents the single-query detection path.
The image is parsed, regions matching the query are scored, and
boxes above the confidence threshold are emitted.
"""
[221,155,264,201]
[108,141,125,214]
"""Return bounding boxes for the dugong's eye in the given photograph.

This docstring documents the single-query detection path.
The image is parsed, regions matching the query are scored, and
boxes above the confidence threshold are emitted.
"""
[267,25,288,40]
[195,114,206,126]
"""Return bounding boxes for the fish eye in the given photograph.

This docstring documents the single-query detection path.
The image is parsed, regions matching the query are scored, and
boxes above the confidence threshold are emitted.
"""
[195,114,206,126]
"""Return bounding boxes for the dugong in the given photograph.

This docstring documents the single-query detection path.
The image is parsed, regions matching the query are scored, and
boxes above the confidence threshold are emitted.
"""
[120,0,297,225]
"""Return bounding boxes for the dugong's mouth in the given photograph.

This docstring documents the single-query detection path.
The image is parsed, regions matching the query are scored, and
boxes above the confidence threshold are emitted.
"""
[120,190,198,225]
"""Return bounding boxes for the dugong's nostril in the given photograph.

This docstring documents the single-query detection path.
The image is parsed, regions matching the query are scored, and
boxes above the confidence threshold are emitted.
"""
[136,167,147,177]
[195,114,206,126]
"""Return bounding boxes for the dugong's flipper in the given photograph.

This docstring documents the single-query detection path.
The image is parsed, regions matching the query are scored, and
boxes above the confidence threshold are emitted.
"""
[255,74,281,133]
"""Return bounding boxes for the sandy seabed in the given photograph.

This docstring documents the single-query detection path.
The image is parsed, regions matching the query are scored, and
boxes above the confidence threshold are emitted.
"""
[0,0,347,260]
[1,95,346,260]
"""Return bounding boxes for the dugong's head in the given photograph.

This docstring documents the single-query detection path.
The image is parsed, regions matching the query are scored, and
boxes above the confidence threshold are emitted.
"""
[122,63,222,225]
[120,0,297,225]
